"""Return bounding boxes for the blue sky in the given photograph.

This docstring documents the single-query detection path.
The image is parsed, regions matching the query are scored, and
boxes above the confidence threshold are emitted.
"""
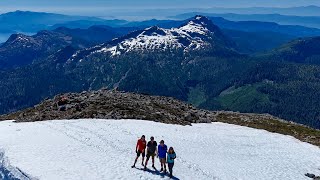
[1,0,320,9]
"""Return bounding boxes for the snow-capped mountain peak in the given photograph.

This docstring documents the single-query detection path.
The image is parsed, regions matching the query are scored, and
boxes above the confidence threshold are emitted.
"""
[193,15,212,25]
[178,15,220,34]
[70,16,228,61]
[4,33,32,45]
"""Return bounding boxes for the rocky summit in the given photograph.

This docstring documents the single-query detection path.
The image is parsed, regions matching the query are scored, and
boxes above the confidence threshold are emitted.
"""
[1,89,215,125]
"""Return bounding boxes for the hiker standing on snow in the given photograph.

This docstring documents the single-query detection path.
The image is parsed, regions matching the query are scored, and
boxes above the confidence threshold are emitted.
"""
[157,140,168,173]
[132,135,147,168]
[144,136,157,170]
[167,147,176,178]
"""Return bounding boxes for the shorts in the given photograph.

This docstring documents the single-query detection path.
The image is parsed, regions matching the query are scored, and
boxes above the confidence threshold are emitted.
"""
[159,157,166,163]
[137,150,145,157]
[146,152,156,160]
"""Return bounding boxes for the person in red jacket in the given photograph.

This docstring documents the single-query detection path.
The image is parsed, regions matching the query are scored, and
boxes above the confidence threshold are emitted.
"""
[131,135,146,168]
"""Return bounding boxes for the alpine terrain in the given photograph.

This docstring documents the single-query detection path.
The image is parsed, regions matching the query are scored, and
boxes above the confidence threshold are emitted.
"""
[1,1,320,179]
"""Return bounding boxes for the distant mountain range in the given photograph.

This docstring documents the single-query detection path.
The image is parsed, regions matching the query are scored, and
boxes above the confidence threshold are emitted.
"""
[91,6,320,20]
[0,15,320,129]
[2,11,319,67]
[1,10,320,36]
[0,10,107,34]
[193,6,320,17]
[172,13,320,29]
[1,10,320,55]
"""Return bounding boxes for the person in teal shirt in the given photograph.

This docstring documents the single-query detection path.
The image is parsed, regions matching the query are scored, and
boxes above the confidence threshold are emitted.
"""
[167,147,176,178]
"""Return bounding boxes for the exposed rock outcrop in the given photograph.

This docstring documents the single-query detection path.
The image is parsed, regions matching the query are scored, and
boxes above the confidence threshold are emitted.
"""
[305,173,320,180]
[1,89,214,125]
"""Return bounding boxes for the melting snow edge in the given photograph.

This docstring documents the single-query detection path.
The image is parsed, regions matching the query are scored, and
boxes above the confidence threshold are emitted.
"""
[0,149,35,180]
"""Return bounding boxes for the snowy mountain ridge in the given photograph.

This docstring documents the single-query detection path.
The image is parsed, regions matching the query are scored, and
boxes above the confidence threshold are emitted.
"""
[69,15,227,61]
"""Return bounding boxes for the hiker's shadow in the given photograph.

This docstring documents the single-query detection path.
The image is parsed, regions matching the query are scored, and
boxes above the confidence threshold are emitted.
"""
[135,167,180,180]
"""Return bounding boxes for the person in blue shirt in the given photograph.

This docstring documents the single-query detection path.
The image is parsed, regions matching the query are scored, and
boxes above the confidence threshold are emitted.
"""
[167,147,176,178]
[157,140,168,173]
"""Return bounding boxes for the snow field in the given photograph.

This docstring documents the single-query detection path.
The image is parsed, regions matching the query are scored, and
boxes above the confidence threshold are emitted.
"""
[0,119,319,180]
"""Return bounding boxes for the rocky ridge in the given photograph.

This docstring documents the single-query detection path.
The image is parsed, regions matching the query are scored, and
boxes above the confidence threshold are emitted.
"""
[1,89,214,125]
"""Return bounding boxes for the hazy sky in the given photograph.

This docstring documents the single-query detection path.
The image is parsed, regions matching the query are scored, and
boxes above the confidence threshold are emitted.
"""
[1,0,320,9]
[1,0,320,20]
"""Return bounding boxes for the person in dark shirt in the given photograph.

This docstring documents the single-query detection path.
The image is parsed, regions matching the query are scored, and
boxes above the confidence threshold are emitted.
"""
[131,135,146,168]
[144,136,157,170]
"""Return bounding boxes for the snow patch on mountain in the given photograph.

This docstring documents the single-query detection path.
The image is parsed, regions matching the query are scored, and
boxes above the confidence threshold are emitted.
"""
[4,34,32,46]
[15,36,30,43]
[69,16,217,61]
[178,20,209,35]
[0,119,319,180]
[114,21,213,51]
